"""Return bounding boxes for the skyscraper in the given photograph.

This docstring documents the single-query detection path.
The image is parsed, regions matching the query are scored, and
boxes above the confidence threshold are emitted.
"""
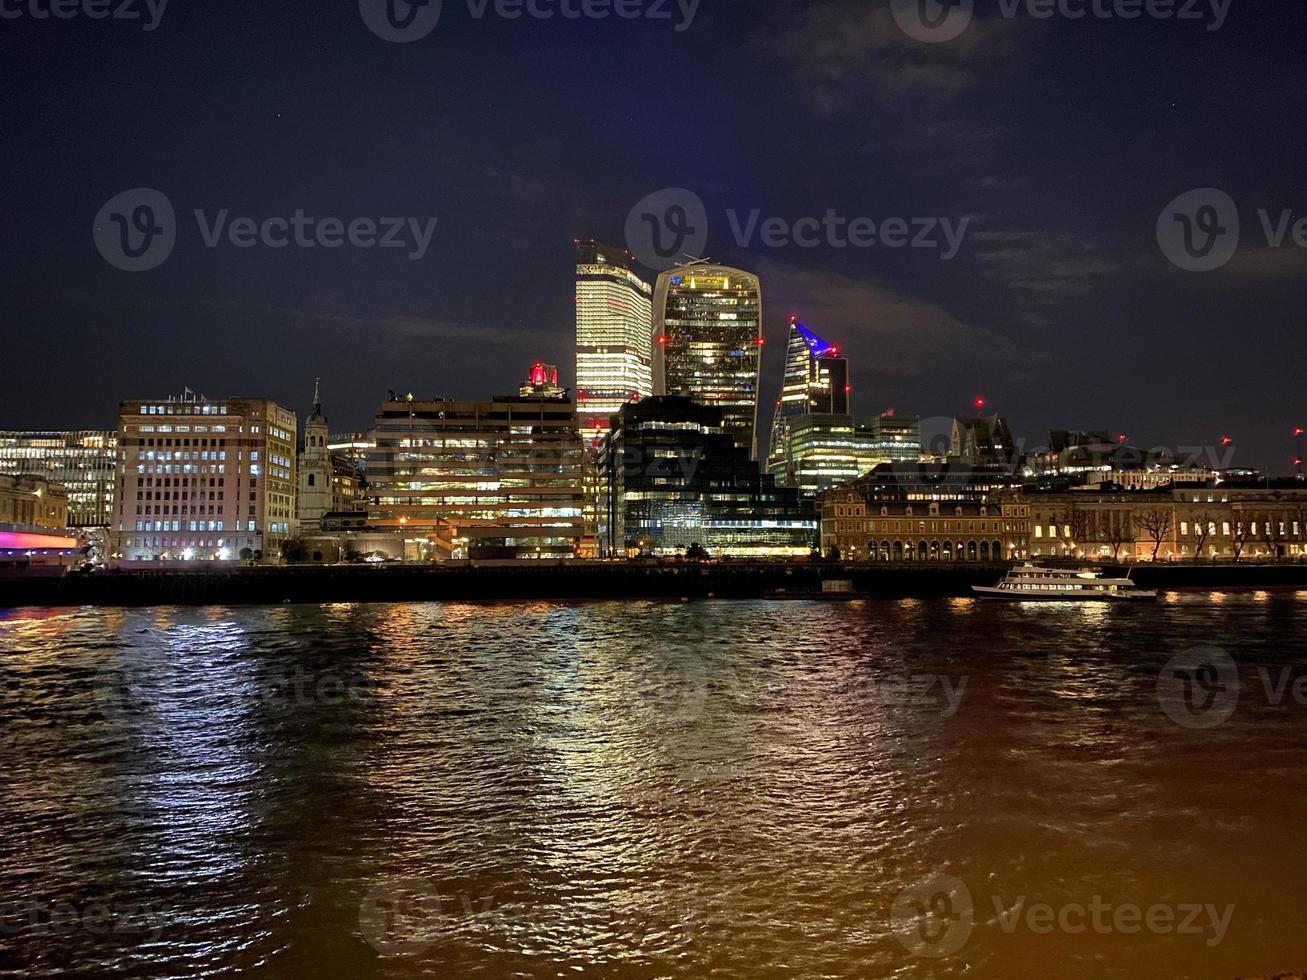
[651,260,763,459]
[766,316,849,477]
[574,241,653,442]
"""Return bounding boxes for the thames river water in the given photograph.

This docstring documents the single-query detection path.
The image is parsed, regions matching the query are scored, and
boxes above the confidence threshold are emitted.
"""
[2,594,1306,979]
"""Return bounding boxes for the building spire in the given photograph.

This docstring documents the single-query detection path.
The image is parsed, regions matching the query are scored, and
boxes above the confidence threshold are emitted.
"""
[313,377,321,417]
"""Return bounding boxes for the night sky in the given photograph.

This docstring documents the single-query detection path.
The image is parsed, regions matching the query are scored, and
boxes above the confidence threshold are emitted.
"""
[2,0,1304,470]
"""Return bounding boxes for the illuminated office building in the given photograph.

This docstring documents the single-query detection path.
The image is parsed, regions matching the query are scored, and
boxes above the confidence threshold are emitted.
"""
[773,412,924,498]
[0,430,117,527]
[773,414,879,499]
[766,316,849,477]
[368,364,585,559]
[652,260,763,459]
[866,413,922,463]
[111,395,298,561]
[574,241,653,442]
[599,395,814,557]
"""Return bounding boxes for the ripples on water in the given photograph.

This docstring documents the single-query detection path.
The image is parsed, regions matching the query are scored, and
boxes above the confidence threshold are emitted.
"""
[2,594,1306,979]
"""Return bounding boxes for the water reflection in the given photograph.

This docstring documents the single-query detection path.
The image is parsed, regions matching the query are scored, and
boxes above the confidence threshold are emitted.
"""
[1,597,1306,978]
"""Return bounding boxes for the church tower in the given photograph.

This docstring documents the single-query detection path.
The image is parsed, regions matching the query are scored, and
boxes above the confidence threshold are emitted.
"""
[297,379,333,533]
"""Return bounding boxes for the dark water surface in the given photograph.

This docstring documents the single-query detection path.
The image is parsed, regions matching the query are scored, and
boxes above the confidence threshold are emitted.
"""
[2,594,1305,979]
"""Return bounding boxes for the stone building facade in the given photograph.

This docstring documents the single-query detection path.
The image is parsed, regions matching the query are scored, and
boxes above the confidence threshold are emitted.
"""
[819,489,1030,561]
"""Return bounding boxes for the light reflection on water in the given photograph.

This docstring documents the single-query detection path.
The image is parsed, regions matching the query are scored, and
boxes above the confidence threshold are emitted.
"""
[1,595,1306,978]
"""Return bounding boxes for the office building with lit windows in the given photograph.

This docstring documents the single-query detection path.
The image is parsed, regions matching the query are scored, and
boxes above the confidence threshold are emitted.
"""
[771,414,883,499]
[367,364,585,559]
[866,413,922,463]
[599,395,814,557]
[110,396,298,562]
[0,430,117,527]
[574,240,653,442]
[766,317,849,477]
[652,260,763,460]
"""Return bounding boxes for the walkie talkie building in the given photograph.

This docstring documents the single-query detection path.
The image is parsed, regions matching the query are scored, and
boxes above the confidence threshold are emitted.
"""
[651,260,763,460]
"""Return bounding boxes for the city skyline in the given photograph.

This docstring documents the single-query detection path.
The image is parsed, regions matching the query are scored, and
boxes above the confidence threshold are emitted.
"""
[3,1,1303,472]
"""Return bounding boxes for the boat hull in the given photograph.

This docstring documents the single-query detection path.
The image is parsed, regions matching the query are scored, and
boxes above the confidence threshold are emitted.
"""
[971,585,1158,602]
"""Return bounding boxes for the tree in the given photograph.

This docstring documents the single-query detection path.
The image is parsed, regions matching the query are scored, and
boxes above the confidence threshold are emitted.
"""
[1062,505,1093,557]
[1106,511,1132,562]
[279,537,309,563]
[686,542,709,562]
[1135,508,1174,561]
[1189,511,1217,561]
[238,547,254,561]
[826,545,842,562]
[1263,512,1284,560]
[1231,520,1248,562]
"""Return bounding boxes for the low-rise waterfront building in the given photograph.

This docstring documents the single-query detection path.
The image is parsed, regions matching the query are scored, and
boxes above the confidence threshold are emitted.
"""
[110,395,298,562]
[818,487,1029,561]
[1023,482,1307,561]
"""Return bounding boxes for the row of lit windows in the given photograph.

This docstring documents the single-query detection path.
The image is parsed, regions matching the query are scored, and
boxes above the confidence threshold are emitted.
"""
[137,405,228,416]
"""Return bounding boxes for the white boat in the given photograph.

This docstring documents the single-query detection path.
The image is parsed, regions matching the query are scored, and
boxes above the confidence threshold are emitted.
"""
[972,564,1158,602]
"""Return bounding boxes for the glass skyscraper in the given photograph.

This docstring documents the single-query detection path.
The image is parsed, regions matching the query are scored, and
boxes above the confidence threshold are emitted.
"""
[574,240,653,443]
[766,316,849,478]
[598,396,815,558]
[651,260,763,460]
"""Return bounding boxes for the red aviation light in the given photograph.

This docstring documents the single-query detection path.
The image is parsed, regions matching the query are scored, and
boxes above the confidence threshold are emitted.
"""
[973,396,987,412]
[1295,426,1305,438]
[657,335,668,345]
[1220,435,1233,446]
